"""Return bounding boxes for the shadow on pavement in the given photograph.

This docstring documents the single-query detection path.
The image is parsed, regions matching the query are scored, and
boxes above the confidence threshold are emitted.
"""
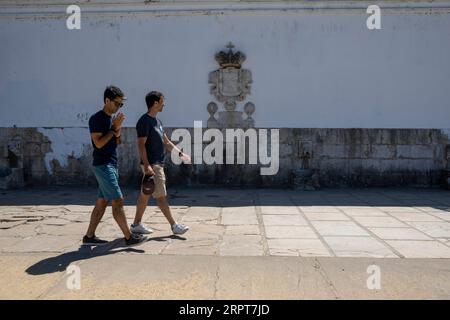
[2,186,449,210]
[25,235,185,276]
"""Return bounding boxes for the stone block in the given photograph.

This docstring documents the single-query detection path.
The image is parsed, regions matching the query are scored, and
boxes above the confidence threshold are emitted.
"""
[359,159,408,172]
[406,159,439,171]
[278,129,292,144]
[318,158,349,172]
[344,129,364,145]
[23,143,42,157]
[378,129,396,145]
[396,130,432,145]
[319,145,347,159]
[315,129,346,145]
[346,144,364,159]
[41,143,52,154]
[366,144,396,159]
[279,143,293,158]
[397,145,434,159]
[0,145,7,158]
[0,168,24,190]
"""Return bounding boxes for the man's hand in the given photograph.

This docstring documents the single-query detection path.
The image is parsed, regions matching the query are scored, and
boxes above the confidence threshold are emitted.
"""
[112,113,125,138]
[143,164,155,176]
[112,112,125,130]
[179,152,192,164]
[113,127,121,138]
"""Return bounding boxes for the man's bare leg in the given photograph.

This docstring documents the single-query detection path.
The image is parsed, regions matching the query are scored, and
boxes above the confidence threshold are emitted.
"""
[85,198,108,237]
[111,198,132,239]
[133,192,151,225]
[156,196,176,226]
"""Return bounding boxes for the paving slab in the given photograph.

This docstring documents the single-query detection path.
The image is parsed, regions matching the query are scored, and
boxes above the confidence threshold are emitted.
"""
[386,240,450,258]
[0,223,40,238]
[221,212,258,225]
[264,226,317,239]
[406,221,450,238]
[311,221,370,236]
[368,227,432,240]
[387,212,442,222]
[299,206,341,213]
[2,235,81,253]
[304,212,350,221]
[162,238,219,256]
[323,236,398,258]
[426,212,450,221]
[262,214,308,226]
[223,225,261,236]
[260,206,299,215]
[267,239,332,257]
[219,235,263,256]
[351,216,408,228]
[342,208,388,217]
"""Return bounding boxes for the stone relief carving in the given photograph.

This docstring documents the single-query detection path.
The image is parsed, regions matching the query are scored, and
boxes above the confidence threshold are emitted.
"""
[207,42,255,128]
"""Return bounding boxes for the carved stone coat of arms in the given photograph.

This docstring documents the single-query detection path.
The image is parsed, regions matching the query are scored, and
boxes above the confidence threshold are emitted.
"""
[207,43,255,128]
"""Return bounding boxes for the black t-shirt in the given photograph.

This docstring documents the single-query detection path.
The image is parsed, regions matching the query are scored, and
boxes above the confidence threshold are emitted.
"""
[88,110,117,166]
[136,114,165,165]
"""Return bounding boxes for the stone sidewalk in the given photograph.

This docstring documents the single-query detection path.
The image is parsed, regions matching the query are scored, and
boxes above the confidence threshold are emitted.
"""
[0,186,450,299]
[2,186,450,258]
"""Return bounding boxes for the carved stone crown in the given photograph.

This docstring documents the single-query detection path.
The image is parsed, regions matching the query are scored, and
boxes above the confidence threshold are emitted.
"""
[215,42,246,69]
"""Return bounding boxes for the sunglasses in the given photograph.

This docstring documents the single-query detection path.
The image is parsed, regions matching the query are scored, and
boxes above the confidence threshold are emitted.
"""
[112,99,124,108]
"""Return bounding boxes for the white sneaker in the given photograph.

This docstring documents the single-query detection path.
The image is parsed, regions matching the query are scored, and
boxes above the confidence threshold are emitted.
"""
[130,223,153,234]
[172,223,189,235]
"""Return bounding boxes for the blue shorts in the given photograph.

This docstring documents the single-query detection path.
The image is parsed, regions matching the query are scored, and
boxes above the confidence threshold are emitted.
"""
[92,164,123,201]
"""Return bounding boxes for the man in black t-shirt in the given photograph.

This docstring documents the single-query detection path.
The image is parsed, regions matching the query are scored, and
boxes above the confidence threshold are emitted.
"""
[131,91,191,235]
[83,86,147,247]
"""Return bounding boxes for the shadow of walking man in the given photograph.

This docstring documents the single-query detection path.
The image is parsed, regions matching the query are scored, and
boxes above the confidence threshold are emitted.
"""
[26,235,186,276]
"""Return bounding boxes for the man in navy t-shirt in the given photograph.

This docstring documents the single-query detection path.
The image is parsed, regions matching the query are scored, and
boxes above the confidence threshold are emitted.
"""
[89,110,118,167]
[83,86,146,247]
[130,91,191,236]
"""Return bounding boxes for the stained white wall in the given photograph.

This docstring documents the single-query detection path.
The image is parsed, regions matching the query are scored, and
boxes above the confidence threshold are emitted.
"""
[1,1,450,128]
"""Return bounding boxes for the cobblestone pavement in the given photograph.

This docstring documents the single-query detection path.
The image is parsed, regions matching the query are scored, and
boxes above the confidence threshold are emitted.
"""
[0,186,449,299]
[1,186,450,258]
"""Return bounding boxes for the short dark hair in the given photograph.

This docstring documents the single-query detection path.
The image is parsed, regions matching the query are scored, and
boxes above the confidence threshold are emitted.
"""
[145,91,164,109]
[104,85,125,103]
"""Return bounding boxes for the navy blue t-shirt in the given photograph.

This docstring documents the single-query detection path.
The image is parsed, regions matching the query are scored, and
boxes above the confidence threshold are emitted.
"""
[88,110,117,166]
[136,114,165,165]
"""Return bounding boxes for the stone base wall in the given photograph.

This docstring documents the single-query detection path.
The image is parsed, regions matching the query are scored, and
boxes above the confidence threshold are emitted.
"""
[1,127,449,189]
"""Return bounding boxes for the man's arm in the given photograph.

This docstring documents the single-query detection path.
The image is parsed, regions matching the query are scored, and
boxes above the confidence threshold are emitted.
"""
[114,127,122,145]
[163,133,181,154]
[91,131,115,149]
[163,133,191,163]
[111,112,125,145]
[138,137,154,176]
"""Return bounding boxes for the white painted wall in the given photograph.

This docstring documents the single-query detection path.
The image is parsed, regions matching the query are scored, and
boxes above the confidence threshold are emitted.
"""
[1,1,450,128]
